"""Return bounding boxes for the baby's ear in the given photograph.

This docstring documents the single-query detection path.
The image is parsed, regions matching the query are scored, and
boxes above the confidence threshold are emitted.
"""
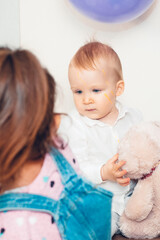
[116,80,124,96]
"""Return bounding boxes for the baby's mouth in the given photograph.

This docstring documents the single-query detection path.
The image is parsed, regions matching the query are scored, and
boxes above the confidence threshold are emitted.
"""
[85,109,96,111]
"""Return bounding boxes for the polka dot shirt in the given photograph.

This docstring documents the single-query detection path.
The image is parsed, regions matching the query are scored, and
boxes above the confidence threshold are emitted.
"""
[0,144,80,240]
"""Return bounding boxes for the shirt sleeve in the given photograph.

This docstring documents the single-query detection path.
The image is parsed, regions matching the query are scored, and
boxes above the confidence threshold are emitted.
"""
[58,114,103,184]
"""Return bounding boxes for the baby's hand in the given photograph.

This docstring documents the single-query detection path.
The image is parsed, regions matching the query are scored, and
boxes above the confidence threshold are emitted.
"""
[101,154,130,187]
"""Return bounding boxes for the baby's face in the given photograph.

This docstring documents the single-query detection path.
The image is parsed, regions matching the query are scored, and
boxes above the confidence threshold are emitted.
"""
[68,60,119,122]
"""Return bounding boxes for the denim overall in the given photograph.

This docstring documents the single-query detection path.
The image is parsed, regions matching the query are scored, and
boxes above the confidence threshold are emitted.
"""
[0,147,113,240]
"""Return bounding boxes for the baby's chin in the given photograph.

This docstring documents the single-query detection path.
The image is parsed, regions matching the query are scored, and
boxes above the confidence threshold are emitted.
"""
[79,112,99,120]
[80,111,101,120]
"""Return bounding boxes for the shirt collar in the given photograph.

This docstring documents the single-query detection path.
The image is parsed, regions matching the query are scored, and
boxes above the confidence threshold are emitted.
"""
[77,101,128,127]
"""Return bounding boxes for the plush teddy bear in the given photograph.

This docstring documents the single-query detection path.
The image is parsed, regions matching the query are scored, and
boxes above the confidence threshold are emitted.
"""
[118,121,160,239]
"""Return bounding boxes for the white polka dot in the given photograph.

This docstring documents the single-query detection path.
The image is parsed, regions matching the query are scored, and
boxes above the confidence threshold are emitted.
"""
[29,216,37,225]
[16,217,24,226]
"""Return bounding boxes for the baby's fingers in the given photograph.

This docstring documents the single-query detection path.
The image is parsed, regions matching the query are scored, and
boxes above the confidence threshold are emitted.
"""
[110,154,119,164]
[115,160,126,171]
[115,169,127,178]
[117,177,130,186]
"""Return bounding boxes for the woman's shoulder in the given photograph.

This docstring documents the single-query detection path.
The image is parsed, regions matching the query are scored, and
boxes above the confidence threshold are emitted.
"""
[59,145,80,170]
[27,141,81,195]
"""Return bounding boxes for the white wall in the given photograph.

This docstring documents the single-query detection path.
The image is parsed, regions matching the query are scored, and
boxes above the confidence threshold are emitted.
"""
[0,0,20,47]
[20,0,160,121]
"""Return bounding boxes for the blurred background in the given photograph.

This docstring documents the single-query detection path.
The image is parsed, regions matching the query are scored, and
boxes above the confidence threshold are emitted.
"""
[0,0,160,121]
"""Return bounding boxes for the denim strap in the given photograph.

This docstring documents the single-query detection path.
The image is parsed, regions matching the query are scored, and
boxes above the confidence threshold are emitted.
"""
[0,192,57,215]
[0,147,78,215]
[50,147,77,185]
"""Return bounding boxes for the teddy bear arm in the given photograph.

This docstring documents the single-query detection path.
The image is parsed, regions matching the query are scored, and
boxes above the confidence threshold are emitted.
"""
[124,179,153,221]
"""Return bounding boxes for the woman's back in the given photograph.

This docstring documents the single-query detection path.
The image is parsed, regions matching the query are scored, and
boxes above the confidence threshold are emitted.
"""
[0,143,80,239]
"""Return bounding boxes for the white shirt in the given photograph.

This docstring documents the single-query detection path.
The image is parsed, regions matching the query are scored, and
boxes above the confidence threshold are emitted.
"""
[58,101,142,214]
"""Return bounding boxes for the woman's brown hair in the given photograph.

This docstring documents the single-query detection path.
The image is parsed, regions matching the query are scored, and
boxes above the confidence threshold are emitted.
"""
[0,47,56,188]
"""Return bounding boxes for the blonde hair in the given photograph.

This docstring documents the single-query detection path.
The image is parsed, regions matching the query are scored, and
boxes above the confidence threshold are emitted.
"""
[70,41,123,81]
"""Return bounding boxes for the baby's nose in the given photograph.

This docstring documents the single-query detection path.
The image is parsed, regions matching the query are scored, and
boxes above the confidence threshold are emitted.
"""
[83,96,94,105]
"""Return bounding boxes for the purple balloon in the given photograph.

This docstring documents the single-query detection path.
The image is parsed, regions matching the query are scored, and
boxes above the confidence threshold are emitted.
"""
[69,0,155,23]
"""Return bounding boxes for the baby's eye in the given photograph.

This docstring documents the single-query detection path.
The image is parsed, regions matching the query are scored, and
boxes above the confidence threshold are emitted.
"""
[75,90,82,94]
[92,89,101,93]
